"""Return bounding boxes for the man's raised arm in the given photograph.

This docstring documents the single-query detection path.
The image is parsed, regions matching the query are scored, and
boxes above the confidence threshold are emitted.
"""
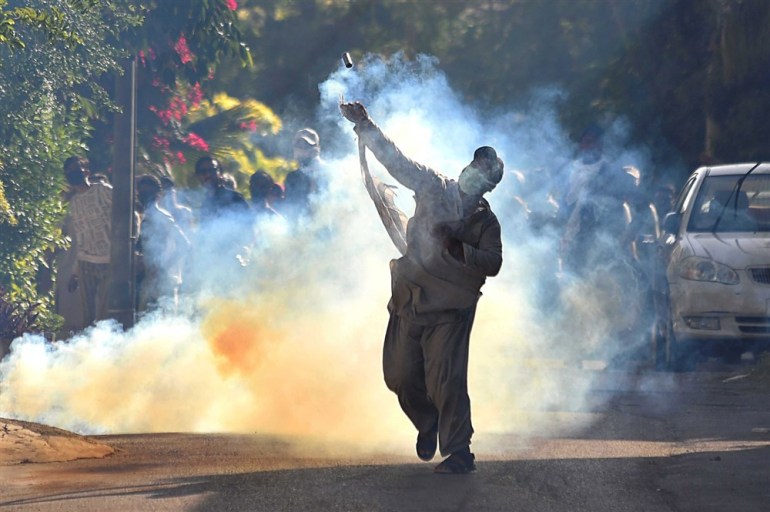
[340,101,437,192]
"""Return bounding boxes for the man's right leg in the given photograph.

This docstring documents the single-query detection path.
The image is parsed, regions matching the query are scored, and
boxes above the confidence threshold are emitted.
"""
[382,313,439,440]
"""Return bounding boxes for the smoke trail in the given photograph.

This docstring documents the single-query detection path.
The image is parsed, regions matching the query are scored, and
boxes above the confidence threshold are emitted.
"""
[320,53,661,435]
[1,53,661,454]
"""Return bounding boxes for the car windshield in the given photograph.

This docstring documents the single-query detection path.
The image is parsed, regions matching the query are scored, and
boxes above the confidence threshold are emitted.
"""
[688,174,770,232]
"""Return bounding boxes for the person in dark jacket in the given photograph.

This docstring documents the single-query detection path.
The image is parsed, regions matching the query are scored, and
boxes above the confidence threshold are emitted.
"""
[282,128,330,219]
[340,101,504,474]
[194,156,249,220]
[135,174,191,311]
[192,156,251,284]
[249,170,282,219]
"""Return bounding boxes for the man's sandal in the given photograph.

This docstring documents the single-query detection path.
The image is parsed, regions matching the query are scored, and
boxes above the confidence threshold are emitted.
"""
[416,424,438,461]
[434,449,476,474]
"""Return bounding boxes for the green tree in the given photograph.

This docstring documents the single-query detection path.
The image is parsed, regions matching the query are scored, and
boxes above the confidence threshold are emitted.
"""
[140,90,290,195]
[87,0,253,173]
[0,0,255,335]
[593,0,770,175]
[216,0,770,177]
[216,0,659,133]
[0,0,90,49]
[0,0,137,333]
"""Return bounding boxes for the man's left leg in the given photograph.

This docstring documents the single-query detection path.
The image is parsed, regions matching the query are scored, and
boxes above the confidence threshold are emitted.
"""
[92,263,111,322]
[422,306,476,468]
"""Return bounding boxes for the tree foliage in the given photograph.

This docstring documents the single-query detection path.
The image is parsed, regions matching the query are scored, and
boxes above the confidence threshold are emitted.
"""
[0,285,43,340]
[86,0,256,175]
[595,0,770,170]
[139,90,290,193]
[0,0,255,335]
[0,0,93,49]
[218,0,770,180]
[0,0,138,333]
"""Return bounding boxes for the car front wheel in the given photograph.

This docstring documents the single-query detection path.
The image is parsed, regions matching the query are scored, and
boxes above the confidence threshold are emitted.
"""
[654,316,696,372]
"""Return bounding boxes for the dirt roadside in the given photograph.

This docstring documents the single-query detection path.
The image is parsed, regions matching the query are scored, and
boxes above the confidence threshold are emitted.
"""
[0,418,114,465]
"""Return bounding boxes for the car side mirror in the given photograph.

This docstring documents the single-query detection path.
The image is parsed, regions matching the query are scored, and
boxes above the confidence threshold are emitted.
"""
[662,211,681,235]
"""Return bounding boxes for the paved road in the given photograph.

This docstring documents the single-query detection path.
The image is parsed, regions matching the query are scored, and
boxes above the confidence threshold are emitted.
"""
[1,366,769,511]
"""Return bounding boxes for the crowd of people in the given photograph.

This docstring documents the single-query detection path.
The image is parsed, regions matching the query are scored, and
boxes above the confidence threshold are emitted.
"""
[54,113,680,475]
[510,124,678,368]
[56,127,330,334]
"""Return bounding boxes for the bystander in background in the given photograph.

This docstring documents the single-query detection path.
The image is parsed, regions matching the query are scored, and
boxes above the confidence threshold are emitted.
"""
[61,156,113,327]
[135,175,191,312]
[194,156,249,219]
[282,127,330,219]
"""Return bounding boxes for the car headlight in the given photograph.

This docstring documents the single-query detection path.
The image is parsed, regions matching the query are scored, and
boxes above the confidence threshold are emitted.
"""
[678,256,739,285]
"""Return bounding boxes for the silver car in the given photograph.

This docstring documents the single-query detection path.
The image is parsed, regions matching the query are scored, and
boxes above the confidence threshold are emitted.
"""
[655,163,770,371]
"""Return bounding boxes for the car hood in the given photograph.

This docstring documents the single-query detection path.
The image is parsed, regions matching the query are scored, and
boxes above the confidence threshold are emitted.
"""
[684,232,770,268]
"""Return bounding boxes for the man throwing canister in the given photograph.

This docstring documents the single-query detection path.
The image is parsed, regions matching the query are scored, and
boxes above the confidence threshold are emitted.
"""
[340,101,504,474]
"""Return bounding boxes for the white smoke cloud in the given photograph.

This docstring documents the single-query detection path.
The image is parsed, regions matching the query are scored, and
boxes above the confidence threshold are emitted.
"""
[320,53,659,434]
[0,53,659,455]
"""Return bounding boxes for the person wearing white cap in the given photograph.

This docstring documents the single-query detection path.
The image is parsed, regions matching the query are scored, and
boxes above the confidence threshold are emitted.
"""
[283,127,329,219]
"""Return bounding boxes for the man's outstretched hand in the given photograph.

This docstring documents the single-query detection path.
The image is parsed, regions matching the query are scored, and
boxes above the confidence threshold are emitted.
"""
[340,101,369,124]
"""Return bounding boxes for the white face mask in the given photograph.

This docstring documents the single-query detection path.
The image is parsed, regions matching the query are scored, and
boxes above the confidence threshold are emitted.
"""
[458,164,495,196]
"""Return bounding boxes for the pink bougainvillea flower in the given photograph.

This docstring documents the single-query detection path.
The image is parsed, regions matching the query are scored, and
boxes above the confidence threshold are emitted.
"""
[169,96,188,121]
[174,35,193,64]
[150,79,171,93]
[187,82,204,107]
[225,0,238,11]
[239,120,257,132]
[184,132,210,152]
[152,135,170,150]
[176,152,187,165]
[148,105,173,126]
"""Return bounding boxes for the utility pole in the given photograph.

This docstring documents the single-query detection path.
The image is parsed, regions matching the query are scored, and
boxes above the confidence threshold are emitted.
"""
[107,57,137,329]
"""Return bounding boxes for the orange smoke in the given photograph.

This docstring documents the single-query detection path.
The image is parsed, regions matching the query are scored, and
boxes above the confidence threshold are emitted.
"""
[194,292,390,438]
[203,298,284,376]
